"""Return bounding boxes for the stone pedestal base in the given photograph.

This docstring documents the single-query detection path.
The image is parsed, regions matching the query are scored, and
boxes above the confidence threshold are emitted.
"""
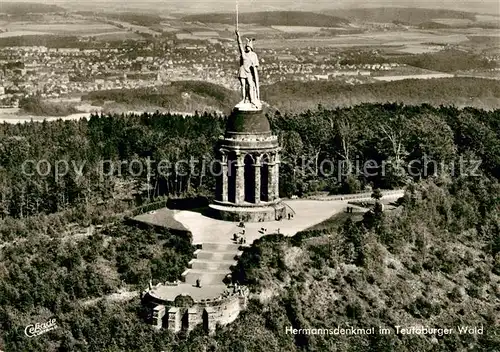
[208,201,286,222]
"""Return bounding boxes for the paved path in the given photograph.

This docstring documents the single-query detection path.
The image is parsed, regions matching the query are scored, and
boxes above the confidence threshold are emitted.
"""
[175,199,347,245]
[150,191,404,301]
[175,192,403,245]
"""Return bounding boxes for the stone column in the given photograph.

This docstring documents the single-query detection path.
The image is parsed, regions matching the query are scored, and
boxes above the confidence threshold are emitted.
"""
[268,154,276,201]
[167,307,180,332]
[254,155,261,204]
[235,153,245,204]
[268,153,280,201]
[274,154,280,199]
[204,307,216,335]
[221,153,228,202]
[152,305,166,330]
[187,307,198,331]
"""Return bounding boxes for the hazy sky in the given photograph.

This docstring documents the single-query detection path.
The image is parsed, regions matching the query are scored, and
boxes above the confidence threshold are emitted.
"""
[5,0,500,14]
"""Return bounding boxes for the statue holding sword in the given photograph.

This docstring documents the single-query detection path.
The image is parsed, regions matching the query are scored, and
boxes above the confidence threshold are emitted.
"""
[234,2,261,108]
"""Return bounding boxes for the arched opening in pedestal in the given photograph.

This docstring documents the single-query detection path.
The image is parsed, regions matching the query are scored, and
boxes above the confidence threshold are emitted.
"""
[181,311,189,331]
[261,154,269,202]
[202,309,209,332]
[215,159,222,201]
[244,154,255,203]
[227,152,237,203]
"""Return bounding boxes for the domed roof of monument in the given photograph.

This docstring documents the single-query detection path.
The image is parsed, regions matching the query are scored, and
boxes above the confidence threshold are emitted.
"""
[226,107,271,134]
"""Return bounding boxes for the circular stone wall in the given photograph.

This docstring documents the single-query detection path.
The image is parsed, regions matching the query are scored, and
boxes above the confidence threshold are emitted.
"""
[225,108,271,135]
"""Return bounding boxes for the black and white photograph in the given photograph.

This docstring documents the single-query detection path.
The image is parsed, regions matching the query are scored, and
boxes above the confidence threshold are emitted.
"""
[0,0,499,351]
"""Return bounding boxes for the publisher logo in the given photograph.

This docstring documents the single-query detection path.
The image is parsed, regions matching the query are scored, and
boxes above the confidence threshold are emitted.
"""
[24,318,58,337]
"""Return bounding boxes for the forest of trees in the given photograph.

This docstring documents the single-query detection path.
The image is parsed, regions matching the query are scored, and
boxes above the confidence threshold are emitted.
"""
[262,77,500,112]
[1,103,500,225]
[82,81,239,114]
[2,103,499,224]
[189,177,500,351]
[326,8,477,25]
[182,11,349,27]
[328,50,497,75]
[0,102,499,351]
[398,50,497,73]
[0,2,65,15]
[0,223,194,351]
[80,78,500,116]
[19,95,79,117]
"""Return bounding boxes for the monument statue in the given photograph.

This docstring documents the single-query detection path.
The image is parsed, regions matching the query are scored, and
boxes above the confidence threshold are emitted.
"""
[235,29,261,109]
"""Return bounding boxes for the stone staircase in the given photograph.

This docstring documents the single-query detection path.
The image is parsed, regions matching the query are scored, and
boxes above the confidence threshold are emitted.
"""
[190,260,237,271]
[182,270,231,285]
[201,243,241,251]
[195,250,242,261]
[181,242,242,286]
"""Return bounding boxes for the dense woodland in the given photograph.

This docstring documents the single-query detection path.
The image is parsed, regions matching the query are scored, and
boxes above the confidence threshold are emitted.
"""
[0,102,499,351]
[262,77,500,112]
[0,224,194,351]
[78,78,500,116]
[182,11,349,27]
[0,35,135,49]
[81,81,239,115]
[1,103,499,224]
[190,177,500,351]
[19,95,79,117]
[180,8,481,27]
[325,8,477,25]
[0,2,65,15]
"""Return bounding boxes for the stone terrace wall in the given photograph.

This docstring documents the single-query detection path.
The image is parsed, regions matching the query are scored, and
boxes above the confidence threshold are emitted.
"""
[306,189,403,201]
[145,288,248,334]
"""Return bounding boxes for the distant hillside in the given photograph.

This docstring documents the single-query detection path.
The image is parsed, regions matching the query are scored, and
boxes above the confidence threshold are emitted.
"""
[0,2,65,15]
[82,81,239,113]
[182,11,349,27]
[327,7,476,25]
[83,78,500,115]
[0,35,91,48]
[261,78,500,112]
[418,21,450,29]
[399,49,498,73]
[75,11,163,26]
